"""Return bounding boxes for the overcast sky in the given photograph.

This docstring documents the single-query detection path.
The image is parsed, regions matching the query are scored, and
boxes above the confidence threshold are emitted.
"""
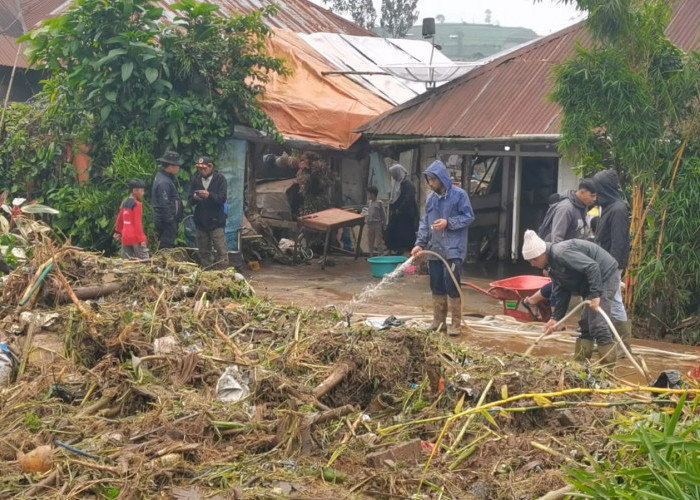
[312,0,585,36]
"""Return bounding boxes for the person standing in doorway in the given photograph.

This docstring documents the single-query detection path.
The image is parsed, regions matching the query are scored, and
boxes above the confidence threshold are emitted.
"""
[411,160,475,336]
[385,164,418,255]
[190,156,229,270]
[152,151,183,250]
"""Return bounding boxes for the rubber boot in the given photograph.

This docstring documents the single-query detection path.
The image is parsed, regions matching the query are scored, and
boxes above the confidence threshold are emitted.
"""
[448,296,462,337]
[430,295,448,332]
[597,343,617,368]
[613,321,632,358]
[574,338,595,363]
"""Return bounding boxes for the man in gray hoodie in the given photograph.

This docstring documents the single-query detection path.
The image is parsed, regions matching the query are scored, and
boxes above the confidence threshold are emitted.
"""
[538,179,597,243]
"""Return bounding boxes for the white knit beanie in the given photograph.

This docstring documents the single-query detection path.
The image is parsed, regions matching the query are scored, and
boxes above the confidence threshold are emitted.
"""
[522,230,547,260]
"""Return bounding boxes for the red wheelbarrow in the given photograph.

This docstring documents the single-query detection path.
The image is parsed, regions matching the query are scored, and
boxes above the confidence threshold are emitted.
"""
[463,275,552,322]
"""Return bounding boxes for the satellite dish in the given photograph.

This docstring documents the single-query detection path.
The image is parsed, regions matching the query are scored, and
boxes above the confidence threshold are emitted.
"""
[380,62,480,86]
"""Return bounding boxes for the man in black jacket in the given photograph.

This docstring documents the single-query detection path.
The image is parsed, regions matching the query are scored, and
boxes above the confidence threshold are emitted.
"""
[522,230,623,366]
[593,168,632,354]
[190,156,228,269]
[152,151,183,249]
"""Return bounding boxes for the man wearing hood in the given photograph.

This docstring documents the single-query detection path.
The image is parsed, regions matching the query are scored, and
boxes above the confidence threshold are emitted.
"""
[411,161,475,336]
[593,168,631,354]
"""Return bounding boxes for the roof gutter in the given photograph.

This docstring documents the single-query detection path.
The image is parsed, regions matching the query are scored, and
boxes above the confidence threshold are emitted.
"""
[367,134,561,147]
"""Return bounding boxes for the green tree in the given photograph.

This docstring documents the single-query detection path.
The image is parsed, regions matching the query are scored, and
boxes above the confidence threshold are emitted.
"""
[380,0,419,38]
[21,0,287,154]
[547,0,700,333]
[12,0,288,251]
[322,0,377,30]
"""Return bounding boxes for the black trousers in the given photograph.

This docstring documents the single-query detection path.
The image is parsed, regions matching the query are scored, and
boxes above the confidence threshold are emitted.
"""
[154,219,178,250]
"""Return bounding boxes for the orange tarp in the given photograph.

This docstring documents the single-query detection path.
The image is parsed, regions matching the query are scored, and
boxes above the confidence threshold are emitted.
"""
[259,30,392,150]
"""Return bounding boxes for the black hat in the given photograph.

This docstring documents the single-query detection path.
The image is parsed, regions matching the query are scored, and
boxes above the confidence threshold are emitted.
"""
[157,151,183,166]
[195,155,214,166]
[128,179,146,190]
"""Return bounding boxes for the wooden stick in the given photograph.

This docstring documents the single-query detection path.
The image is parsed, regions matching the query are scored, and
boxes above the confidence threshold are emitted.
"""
[313,359,357,399]
[213,320,255,366]
[68,459,120,474]
[536,485,574,500]
[52,265,94,320]
[18,315,38,378]
[25,470,59,498]
[300,404,355,455]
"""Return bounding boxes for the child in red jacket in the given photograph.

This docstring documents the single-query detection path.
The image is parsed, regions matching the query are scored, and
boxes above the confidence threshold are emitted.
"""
[114,180,149,260]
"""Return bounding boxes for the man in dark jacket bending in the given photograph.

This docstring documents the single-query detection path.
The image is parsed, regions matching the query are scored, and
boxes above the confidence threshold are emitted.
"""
[152,151,184,249]
[592,169,631,354]
[190,156,229,270]
[522,230,623,366]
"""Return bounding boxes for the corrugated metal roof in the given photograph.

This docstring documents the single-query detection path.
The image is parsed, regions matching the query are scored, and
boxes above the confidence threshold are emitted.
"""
[359,0,700,139]
[0,0,67,68]
[157,0,373,36]
[1,0,372,69]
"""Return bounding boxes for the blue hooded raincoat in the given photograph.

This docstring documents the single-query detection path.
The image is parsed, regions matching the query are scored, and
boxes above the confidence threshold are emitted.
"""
[415,161,475,260]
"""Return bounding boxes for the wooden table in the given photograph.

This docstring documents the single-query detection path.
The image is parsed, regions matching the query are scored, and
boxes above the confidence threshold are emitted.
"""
[298,208,365,269]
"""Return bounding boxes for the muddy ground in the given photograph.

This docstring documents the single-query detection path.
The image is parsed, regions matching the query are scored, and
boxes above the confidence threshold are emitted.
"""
[251,256,700,385]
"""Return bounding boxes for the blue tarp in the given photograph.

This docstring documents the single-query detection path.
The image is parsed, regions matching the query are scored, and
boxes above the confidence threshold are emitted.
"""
[218,138,247,251]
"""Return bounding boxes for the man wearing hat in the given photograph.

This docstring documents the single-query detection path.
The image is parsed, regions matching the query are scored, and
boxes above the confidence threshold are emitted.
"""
[522,229,623,366]
[190,156,229,269]
[152,151,184,249]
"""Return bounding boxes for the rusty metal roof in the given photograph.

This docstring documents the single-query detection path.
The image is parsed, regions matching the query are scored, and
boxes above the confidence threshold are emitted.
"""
[359,1,700,139]
[0,0,68,68]
[157,0,374,36]
[1,0,372,69]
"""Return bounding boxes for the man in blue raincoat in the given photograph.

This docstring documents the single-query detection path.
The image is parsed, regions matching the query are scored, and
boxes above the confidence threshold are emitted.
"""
[411,161,475,336]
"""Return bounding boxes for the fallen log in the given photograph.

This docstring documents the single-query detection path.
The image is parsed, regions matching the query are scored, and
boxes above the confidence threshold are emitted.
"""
[55,282,123,302]
[313,359,357,399]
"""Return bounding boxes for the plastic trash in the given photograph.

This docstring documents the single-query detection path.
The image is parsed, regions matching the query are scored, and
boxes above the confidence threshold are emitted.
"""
[153,336,181,355]
[364,316,404,331]
[0,343,17,388]
[216,366,251,403]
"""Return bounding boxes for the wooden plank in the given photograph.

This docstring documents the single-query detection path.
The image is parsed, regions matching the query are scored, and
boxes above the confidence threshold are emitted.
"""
[298,208,364,232]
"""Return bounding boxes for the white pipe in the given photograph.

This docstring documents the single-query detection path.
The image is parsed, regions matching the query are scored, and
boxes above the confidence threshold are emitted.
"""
[511,147,522,261]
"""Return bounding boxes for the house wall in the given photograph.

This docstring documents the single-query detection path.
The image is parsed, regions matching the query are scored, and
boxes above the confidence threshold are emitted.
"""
[557,157,579,192]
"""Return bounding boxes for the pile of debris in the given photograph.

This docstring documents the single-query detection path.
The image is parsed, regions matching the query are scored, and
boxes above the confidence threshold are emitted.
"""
[0,237,650,499]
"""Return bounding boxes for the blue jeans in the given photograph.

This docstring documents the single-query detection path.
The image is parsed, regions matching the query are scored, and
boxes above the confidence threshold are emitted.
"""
[429,258,462,299]
[610,270,627,322]
[540,282,557,308]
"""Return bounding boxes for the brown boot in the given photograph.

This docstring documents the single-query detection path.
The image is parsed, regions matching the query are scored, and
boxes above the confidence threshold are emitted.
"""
[448,296,462,337]
[574,338,594,363]
[598,343,617,368]
[613,321,632,358]
[430,295,448,332]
